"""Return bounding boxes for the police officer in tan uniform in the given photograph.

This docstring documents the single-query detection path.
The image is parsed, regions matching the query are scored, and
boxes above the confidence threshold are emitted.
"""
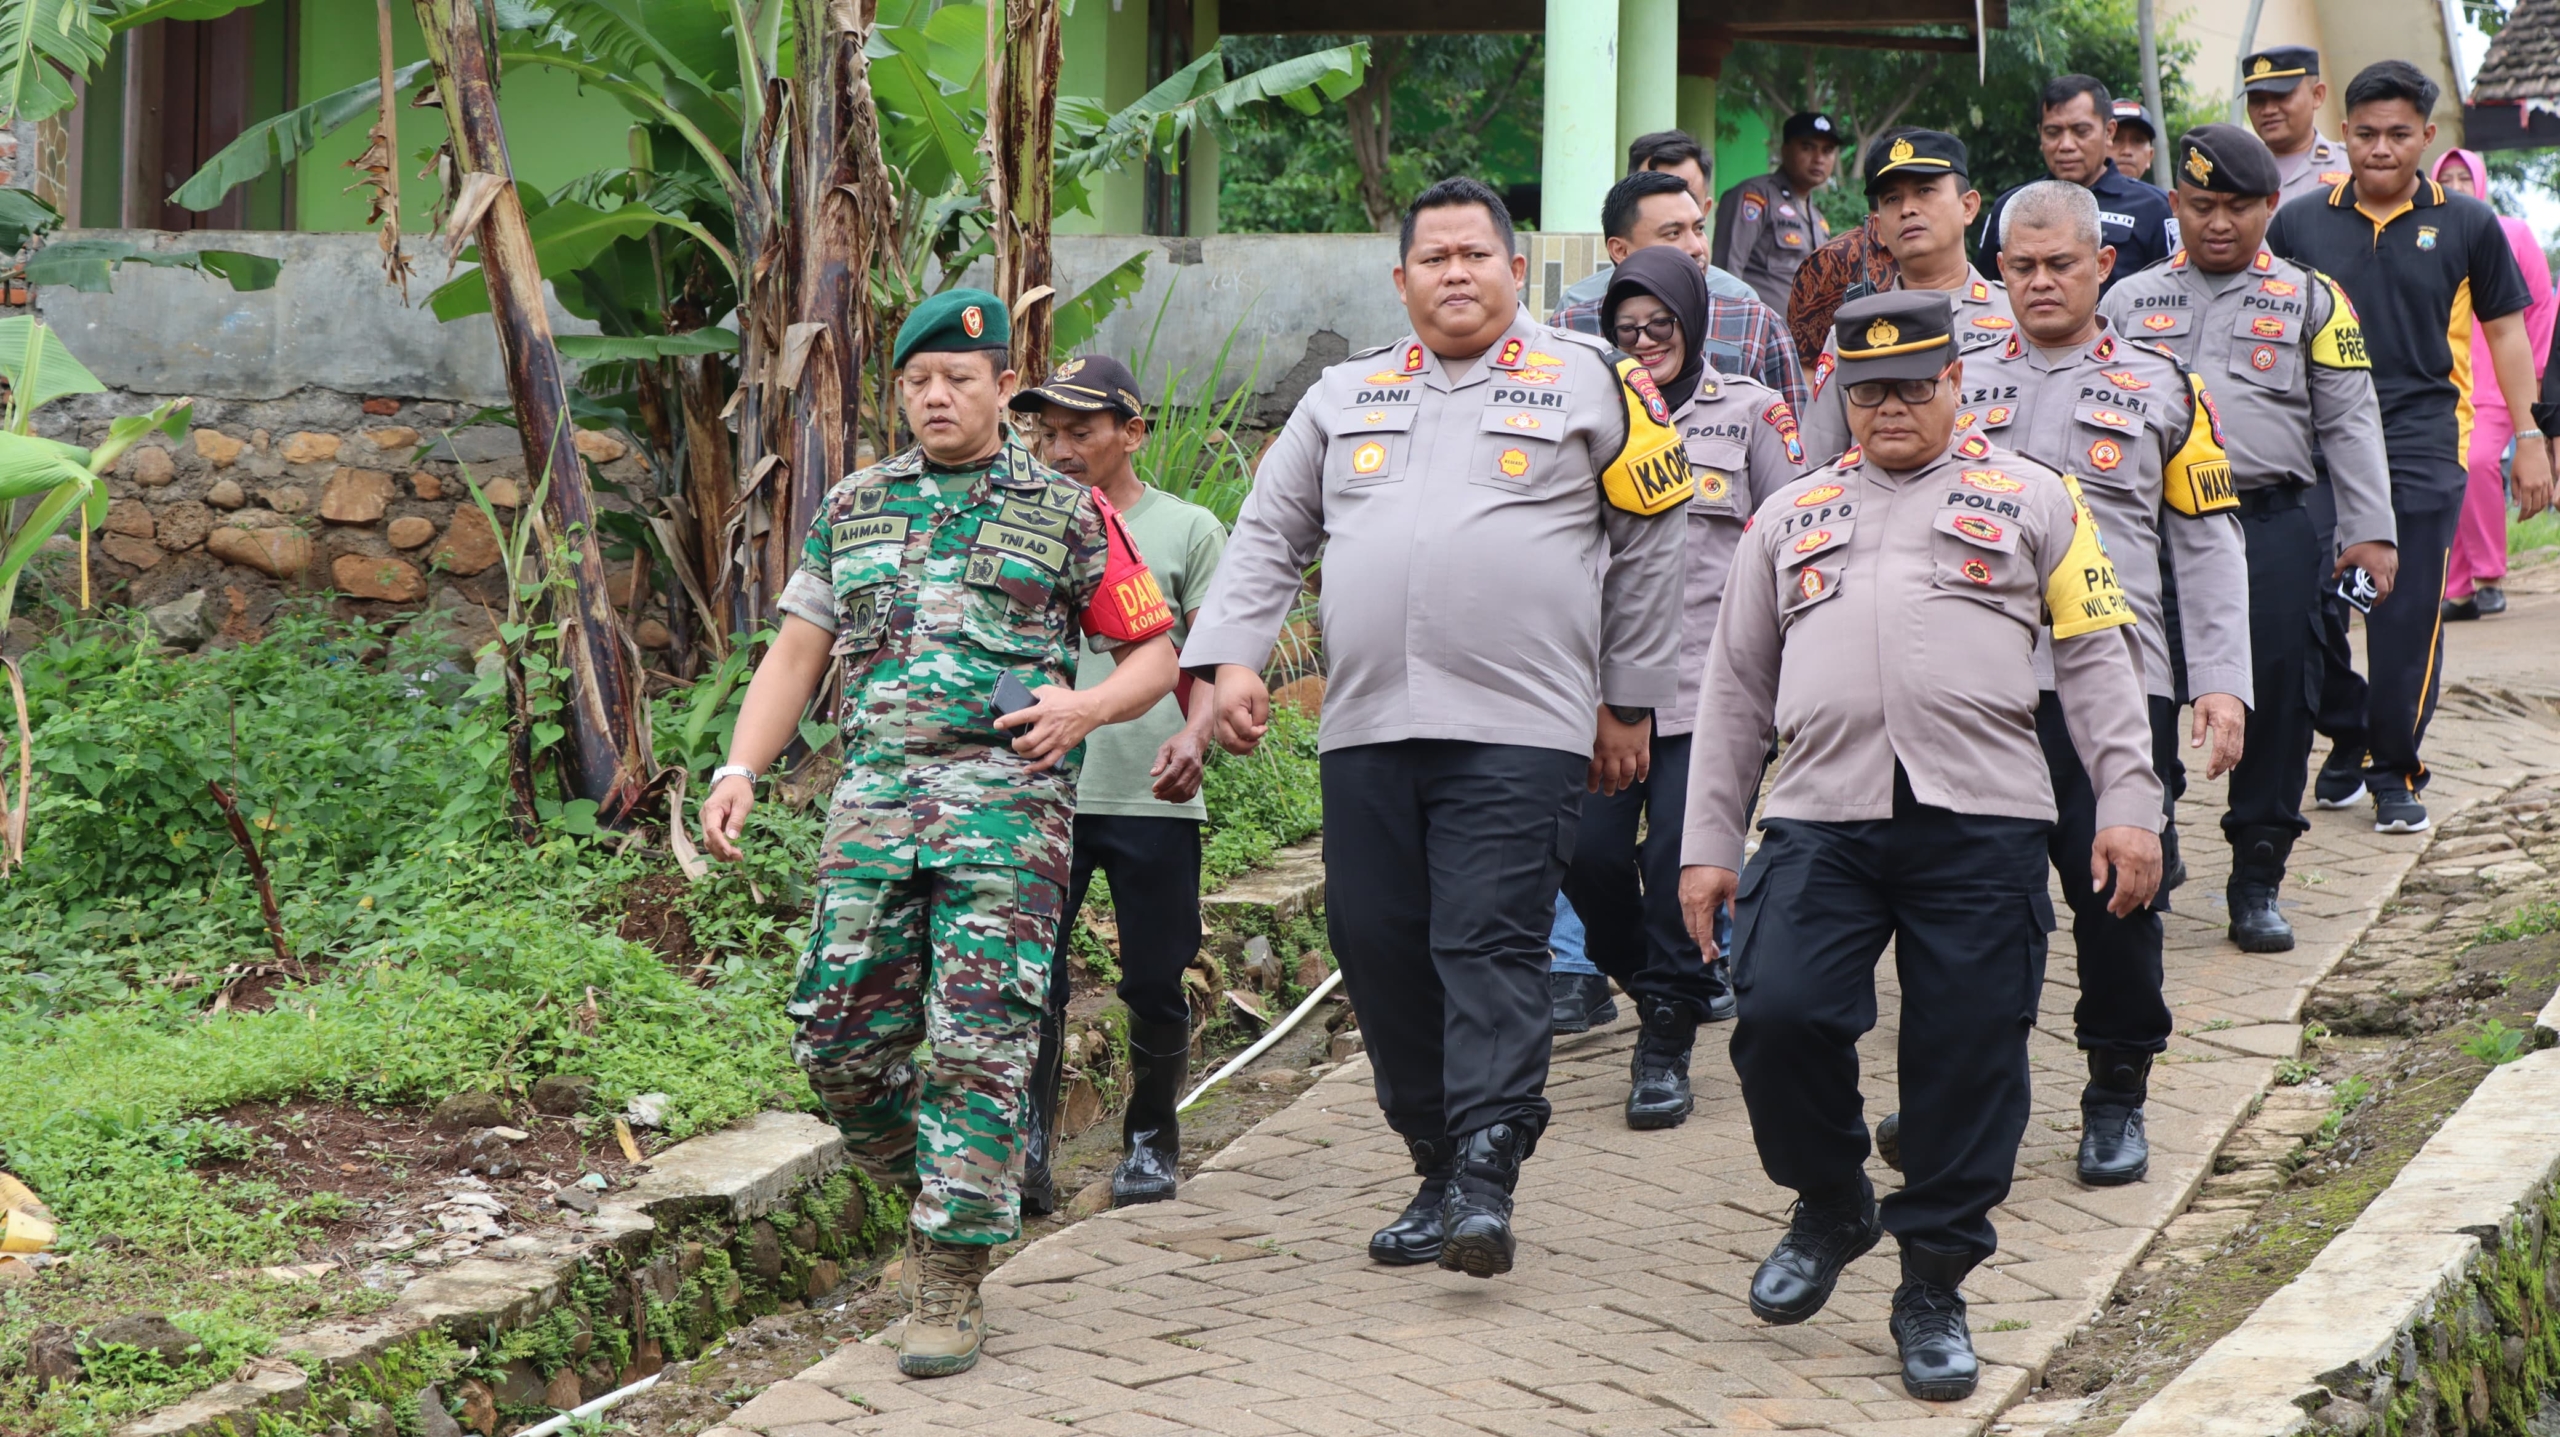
[1714,111,1842,317]
[1678,290,2161,1404]
[1185,178,1691,1281]
[1946,179,2251,1191]
[2101,125,2396,956]
[2242,47,2354,207]
[1801,131,2017,464]
[1562,246,1809,1131]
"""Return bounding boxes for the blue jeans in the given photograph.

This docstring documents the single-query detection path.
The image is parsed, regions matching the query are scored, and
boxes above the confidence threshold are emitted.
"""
[1550,892,1597,975]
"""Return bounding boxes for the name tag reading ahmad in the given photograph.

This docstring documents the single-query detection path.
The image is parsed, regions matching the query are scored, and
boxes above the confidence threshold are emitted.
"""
[974,521,1068,573]
[833,513,909,551]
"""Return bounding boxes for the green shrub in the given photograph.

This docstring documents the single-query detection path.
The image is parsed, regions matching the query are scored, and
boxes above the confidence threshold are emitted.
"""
[1197,702,1322,887]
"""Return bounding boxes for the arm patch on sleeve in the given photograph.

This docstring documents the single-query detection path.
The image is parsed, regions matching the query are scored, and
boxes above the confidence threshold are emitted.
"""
[2163,372,2239,515]
[1600,353,1696,515]
[2308,275,2370,369]
[1080,492,1177,644]
[2046,484,2140,639]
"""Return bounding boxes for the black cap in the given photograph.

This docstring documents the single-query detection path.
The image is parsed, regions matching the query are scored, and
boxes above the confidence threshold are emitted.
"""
[2241,46,2321,94]
[2174,123,2282,196]
[1864,130,1968,194]
[1782,111,1842,145]
[1009,354,1145,420]
[1832,292,1957,383]
[2111,98,2158,137]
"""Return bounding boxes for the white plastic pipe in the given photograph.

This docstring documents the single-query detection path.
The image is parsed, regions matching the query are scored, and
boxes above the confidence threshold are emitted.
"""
[508,1370,663,1437]
[1178,970,1344,1112]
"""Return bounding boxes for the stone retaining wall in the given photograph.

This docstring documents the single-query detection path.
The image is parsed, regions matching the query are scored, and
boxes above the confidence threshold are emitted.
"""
[30,387,667,654]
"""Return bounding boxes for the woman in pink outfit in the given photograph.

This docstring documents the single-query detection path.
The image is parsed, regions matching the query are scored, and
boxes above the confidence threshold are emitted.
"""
[2434,148,2556,618]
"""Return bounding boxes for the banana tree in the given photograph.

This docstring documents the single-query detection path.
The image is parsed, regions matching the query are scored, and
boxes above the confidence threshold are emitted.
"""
[0,317,190,870]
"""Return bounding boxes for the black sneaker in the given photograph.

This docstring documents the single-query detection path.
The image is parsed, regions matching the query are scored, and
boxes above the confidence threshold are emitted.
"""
[2374,788,2430,834]
[1747,1175,1883,1324]
[2442,596,2482,622]
[2313,748,2367,810]
[1549,970,1617,1035]
[2477,585,2509,616]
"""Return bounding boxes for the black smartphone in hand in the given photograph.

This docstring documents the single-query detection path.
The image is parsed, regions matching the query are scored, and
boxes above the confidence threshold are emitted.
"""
[993,672,1040,725]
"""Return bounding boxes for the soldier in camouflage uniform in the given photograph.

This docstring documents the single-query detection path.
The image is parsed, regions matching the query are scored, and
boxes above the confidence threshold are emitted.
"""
[700,289,1178,1378]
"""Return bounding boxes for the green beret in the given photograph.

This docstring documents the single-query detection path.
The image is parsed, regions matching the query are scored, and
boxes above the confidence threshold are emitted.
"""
[894,288,1011,369]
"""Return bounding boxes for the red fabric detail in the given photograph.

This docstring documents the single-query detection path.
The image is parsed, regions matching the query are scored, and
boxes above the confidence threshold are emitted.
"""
[1081,489,1176,644]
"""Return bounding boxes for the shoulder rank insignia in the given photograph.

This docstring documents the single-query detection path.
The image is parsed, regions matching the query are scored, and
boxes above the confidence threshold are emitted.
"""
[1839,445,1864,469]
[2251,251,2275,273]
[1496,337,1525,368]
[1403,342,1427,373]
[2003,335,2024,359]
[1970,280,1990,301]
[1957,433,1993,460]
[2094,335,2116,361]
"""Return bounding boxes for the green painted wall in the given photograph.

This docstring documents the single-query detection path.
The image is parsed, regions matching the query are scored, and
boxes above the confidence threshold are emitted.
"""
[294,3,634,232]
[1057,0,1152,235]
[1716,107,1771,203]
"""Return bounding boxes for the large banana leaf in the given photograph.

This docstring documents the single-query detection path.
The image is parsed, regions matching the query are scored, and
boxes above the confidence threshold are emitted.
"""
[0,0,111,124]
[0,188,58,252]
[0,431,95,500]
[868,15,986,197]
[0,317,105,428]
[1055,43,1368,192]
[428,201,695,321]
[1050,251,1151,358]
[168,59,436,212]
[555,329,739,360]
[25,240,282,293]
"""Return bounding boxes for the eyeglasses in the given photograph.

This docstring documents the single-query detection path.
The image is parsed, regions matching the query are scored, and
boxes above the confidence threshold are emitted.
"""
[1843,376,1947,408]
[1610,315,1682,347]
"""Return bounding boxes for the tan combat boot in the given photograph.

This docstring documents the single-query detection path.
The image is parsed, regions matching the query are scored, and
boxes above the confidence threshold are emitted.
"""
[896,1239,992,1377]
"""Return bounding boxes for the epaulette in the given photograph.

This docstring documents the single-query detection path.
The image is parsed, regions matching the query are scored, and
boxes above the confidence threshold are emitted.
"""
[1550,326,1618,356]
[1347,341,1397,360]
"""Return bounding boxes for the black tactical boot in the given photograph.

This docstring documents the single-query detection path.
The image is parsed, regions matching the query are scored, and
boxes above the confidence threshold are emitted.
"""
[1890,1240,1981,1401]
[1549,970,1618,1034]
[1702,956,1738,1022]
[1111,1019,1189,1207]
[1438,1121,1536,1278]
[1368,1136,1456,1266]
[1018,977,1069,1217]
[1625,997,1698,1130]
[1748,1173,1882,1324]
[2077,1048,2152,1187]
[2227,825,2297,954]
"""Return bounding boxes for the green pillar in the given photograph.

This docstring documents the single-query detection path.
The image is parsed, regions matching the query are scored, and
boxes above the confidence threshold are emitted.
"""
[1677,74,1717,158]
[1616,0,1678,161]
[1541,0,1619,233]
[1716,108,1772,201]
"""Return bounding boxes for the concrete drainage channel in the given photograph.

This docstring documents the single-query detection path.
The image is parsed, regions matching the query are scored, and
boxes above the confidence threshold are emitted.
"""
[2109,989,2560,1437]
[115,1113,890,1437]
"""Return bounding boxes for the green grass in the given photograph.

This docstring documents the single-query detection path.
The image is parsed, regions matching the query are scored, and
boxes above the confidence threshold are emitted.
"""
[2509,505,2560,554]
[1197,703,1323,887]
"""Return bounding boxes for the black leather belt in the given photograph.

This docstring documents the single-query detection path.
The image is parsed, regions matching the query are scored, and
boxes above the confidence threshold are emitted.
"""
[2235,484,2309,514]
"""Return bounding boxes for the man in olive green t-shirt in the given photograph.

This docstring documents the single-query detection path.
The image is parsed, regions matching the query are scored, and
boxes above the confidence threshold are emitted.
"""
[1008,355,1229,1214]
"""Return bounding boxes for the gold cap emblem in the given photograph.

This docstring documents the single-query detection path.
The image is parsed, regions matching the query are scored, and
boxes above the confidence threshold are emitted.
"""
[1866,317,1902,348]
[1889,137,1916,163]
[2184,146,2212,184]
[2252,56,2273,75]
[1054,357,1085,378]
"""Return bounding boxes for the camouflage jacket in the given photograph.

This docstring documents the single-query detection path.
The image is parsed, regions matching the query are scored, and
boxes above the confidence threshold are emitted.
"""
[778,435,1173,886]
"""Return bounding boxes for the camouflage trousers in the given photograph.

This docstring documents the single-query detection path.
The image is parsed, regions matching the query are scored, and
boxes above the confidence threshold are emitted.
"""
[788,864,1062,1245]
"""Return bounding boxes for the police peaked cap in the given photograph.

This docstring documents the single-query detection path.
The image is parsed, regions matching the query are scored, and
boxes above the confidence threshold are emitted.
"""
[2174,123,2282,197]
[2240,46,2321,94]
[1865,130,1969,195]
[1831,291,1957,383]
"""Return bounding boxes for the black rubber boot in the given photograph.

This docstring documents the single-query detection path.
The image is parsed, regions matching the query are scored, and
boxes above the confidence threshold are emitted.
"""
[1368,1136,1456,1266]
[2227,825,2297,953]
[1891,1240,1981,1401]
[1625,997,1698,1130]
[1702,956,1738,1022]
[1438,1121,1536,1278]
[1111,1020,1189,1208]
[1018,975,1069,1217]
[2076,1048,2152,1187]
[1748,1173,1882,1324]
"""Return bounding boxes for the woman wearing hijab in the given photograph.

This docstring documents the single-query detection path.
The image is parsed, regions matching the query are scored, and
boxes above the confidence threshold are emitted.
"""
[1555,244,1811,1131]
[2432,149,2555,620]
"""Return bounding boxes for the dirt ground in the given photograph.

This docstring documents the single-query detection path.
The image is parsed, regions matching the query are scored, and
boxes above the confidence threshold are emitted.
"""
[2024,856,2560,1434]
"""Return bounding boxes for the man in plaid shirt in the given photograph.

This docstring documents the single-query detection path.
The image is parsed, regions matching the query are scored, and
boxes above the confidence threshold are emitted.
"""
[1548,169,1809,412]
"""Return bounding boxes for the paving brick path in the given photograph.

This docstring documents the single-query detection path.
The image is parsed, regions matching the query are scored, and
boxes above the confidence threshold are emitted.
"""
[710,590,2560,1437]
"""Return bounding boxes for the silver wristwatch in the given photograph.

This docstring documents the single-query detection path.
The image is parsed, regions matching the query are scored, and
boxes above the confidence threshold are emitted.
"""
[709,764,757,788]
